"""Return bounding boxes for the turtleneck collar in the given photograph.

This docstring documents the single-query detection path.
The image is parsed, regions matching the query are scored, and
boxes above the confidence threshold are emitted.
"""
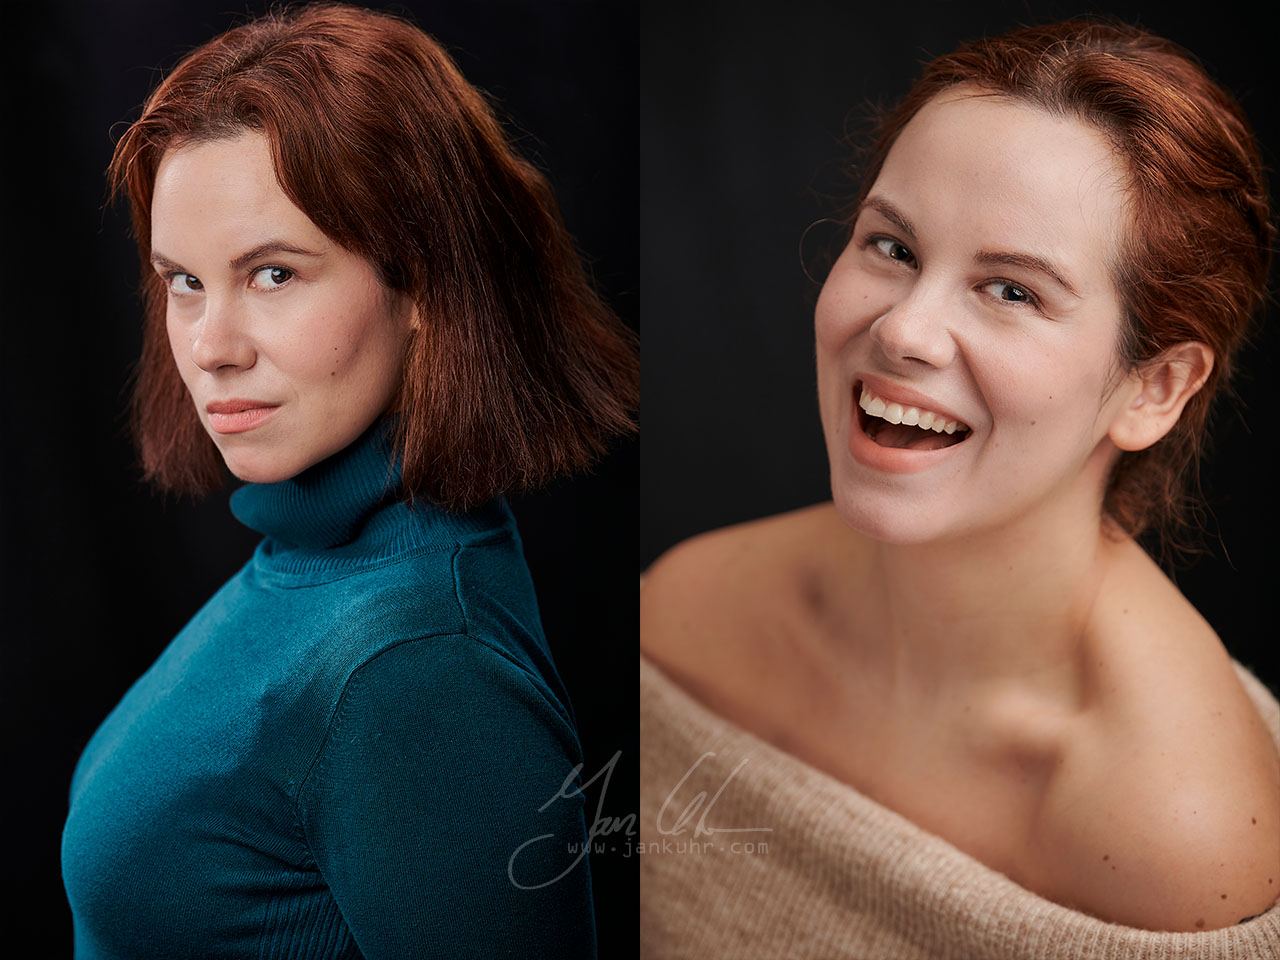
[227,419,517,581]
[230,418,404,550]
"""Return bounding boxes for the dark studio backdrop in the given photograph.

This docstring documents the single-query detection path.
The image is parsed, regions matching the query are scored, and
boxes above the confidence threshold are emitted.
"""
[641,0,1278,695]
[0,0,636,953]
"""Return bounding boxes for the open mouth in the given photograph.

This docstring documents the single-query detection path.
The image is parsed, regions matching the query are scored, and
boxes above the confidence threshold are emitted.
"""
[855,381,971,451]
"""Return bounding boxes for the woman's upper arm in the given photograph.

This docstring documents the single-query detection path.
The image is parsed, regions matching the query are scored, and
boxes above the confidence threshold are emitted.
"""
[297,634,596,959]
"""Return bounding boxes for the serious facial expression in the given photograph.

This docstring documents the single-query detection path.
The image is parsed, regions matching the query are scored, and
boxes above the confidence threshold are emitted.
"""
[150,131,414,485]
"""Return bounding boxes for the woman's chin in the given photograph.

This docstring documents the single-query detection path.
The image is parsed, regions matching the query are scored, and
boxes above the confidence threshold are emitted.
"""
[829,476,953,547]
[219,452,302,486]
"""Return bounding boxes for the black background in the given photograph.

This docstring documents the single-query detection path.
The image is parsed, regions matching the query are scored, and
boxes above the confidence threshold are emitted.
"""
[1,0,636,954]
[641,0,1277,693]
[4,0,1279,954]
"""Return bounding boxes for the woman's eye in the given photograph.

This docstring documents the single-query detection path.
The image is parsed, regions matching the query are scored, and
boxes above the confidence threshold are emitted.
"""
[167,273,203,294]
[981,280,1039,307]
[870,236,916,266]
[252,266,294,289]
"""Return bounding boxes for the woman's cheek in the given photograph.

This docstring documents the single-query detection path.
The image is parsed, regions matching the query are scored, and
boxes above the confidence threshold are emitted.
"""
[815,280,871,354]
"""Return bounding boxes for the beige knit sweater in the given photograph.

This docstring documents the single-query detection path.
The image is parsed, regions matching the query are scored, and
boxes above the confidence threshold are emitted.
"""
[639,653,1280,959]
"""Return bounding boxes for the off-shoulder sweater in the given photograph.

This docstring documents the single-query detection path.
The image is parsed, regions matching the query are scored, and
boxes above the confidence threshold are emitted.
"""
[639,652,1280,959]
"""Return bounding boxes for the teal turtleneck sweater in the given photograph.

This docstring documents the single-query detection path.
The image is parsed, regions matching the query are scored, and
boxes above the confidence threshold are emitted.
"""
[61,422,596,959]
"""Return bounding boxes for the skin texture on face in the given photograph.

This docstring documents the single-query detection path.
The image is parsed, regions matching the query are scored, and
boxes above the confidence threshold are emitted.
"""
[150,131,415,485]
[815,88,1138,546]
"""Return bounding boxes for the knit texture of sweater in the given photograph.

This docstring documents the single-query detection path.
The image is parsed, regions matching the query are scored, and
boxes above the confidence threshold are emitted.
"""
[62,421,596,959]
[639,652,1280,959]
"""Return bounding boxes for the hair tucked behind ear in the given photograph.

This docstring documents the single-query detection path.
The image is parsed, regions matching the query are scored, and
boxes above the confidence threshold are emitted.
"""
[111,2,638,510]
[849,19,1272,562]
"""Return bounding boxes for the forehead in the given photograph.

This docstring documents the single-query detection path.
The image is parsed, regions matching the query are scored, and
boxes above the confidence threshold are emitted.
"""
[150,132,321,250]
[872,88,1129,275]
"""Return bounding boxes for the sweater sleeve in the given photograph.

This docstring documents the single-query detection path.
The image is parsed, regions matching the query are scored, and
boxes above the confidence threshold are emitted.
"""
[297,634,597,959]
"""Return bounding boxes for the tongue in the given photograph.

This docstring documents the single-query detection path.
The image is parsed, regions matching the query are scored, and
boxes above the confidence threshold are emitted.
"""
[869,421,961,450]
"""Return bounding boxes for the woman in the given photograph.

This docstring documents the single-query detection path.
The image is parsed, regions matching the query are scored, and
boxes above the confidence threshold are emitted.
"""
[640,18,1279,957]
[60,4,637,958]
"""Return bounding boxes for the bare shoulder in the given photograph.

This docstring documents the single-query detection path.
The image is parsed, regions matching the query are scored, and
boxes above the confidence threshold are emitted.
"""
[1031,546,1280,931]
[640,502,845,725]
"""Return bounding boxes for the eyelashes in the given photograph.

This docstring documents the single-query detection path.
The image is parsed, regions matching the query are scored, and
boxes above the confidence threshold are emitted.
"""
[162,265,295,297]
[869,236,916,267]
[862,233,1045,311]
[166,272,204,295]
[977,279,1041,308]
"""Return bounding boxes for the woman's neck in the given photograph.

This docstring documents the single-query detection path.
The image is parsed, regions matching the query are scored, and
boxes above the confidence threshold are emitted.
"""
[842,493,1126,712]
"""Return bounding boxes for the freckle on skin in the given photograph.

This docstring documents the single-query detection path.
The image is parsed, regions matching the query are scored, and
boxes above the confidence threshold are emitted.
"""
[1195,919,1205,929]
[1253,817,1258,825]
[1221,894,1228,899]
[1102,855,1109,861]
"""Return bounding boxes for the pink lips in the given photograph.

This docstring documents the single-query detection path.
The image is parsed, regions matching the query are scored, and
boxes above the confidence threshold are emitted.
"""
[206,399,281,435]
[847,375,971,474]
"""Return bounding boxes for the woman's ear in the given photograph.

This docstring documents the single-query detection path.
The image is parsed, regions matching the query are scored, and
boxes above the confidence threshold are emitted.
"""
[1108,342,1214,452]
[399,294,421,332]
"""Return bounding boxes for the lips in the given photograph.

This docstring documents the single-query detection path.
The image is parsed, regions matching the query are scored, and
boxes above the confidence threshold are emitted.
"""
[205,399,280,435]
[846,376,972,473]
[206,399,278,415]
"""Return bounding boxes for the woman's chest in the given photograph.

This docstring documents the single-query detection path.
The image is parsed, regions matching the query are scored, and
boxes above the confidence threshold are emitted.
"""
[62,611,346,948]
[748,677,1060,881]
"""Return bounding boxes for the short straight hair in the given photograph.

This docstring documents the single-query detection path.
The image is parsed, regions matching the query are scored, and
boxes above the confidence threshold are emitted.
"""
[110,2,638,510]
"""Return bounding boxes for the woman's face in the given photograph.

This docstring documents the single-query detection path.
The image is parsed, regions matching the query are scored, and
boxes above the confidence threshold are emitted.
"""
[815,88,1134,545]
[150,131,414,485]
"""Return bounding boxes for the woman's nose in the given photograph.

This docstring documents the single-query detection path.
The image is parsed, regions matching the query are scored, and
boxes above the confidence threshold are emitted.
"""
[188,298,255,372]
[869,287,957,369]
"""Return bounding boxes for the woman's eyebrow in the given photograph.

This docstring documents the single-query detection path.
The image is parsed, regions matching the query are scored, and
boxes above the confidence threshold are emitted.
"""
[148,241,324,274]
[860,195,1082,299]
[858,196,917,240]
[974,249,1082,298]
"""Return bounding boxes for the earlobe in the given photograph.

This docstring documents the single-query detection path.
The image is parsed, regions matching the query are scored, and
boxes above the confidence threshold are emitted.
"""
[1108,342,1214,452]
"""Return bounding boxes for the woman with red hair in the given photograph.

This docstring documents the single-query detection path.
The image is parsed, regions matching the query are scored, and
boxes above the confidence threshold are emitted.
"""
[60,4,636,957]
[641,18,1279,956]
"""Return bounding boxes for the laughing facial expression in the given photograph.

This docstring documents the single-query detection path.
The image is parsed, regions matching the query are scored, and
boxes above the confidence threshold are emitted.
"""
[815,87,1135,545]
[150,131,415,485]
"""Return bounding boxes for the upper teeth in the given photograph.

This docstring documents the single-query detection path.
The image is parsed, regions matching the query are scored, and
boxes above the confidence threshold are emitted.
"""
[859,387,967,435]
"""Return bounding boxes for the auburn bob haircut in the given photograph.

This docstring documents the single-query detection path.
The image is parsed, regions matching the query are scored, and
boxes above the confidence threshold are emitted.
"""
[110,2,638,511]
[852,20,1272,555]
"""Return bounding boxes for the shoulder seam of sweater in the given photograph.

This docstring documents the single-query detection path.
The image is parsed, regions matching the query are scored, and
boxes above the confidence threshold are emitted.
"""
[450,543,469,634]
